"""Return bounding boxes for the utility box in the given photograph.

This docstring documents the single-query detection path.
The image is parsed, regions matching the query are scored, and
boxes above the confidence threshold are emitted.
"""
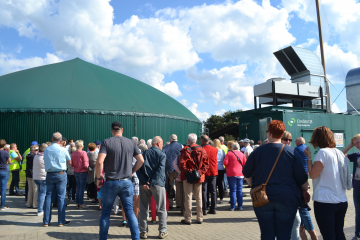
[233,106,360,171]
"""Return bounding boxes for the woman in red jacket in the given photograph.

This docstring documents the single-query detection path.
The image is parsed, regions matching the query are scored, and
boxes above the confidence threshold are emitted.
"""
[223,142,246,211]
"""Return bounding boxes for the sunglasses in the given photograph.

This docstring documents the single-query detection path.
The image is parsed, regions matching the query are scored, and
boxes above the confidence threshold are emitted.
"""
[282,138,292,142]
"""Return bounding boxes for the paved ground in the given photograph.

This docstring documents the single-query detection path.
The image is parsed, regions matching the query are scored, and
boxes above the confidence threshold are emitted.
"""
[0,183,356,240]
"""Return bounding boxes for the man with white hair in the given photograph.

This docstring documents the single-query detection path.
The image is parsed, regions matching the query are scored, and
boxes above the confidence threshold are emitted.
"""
[219,136,228,154]
[147,139,152,149]
[139,139,145,145]
[131,137,139,146]
[43,132,71,227]
[163,134,183,209]
[179,133,209,225]
[137,136,168,239]
[243,139,253,159]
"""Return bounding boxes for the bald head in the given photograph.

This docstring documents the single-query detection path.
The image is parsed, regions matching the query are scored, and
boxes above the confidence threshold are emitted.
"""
[152,136,164,150]
[52,132,62,143]
[200,135,209,146]
[219,136,224,143]
[296,137,305,146]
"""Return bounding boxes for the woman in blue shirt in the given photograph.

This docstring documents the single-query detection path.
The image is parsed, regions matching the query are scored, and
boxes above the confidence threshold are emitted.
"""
[0,139,11,210]
[213,139,225,204]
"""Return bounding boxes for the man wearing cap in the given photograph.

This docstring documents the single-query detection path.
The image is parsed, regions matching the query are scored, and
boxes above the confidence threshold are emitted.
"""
[162,134,183,209]
[43,132,71,227]
[243,139,253,159]
[94,140,101,154]
[96,121,144,240]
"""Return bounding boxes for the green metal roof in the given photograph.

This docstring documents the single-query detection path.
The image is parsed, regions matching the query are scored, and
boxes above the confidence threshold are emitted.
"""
[0,58,199,122]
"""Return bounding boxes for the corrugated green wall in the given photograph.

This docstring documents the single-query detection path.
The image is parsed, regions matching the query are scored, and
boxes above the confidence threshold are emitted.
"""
[0,112,201,153]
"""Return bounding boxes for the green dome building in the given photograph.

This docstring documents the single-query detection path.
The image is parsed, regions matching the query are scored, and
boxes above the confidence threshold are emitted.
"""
[0,58,201,151]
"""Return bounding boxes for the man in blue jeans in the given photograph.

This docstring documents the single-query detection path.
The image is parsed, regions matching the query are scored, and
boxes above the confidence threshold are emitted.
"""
[96,121,144,240]
[43,132,71,227]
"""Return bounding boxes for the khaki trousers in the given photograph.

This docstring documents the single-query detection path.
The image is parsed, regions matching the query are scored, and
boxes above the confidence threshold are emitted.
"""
[183,180,203,222]
[27,178,38,208]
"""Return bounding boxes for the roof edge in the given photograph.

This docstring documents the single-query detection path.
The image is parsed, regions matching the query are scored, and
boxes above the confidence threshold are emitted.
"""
[0,108,201,123]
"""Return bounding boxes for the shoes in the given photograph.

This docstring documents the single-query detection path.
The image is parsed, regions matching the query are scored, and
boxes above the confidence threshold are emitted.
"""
[243,193,248,197]
[27,206,32,208]
[80,204,89,209]
[218,199,223,204]
[44,224,49,227]
[228,208,235,211]
[203,211,207,216]
[120,221,127,227]
[196,221,202,224]
[238,207,243,211]
[37,211,43,216]
[59,221,70,227]
[351,237,360,240]
[140,232,148,239]
[181,219,191,225]
[0,206,9,210]
[158,232,168,239]
[207,210,216,214]
[16,192,24,196]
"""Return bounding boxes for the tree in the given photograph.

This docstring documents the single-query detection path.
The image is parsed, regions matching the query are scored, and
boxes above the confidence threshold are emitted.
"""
[203,109,242,133]
[224,134,235,141]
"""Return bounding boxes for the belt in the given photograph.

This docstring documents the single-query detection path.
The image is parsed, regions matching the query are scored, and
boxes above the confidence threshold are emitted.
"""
[106,177,131,181]
[48,171,65,174]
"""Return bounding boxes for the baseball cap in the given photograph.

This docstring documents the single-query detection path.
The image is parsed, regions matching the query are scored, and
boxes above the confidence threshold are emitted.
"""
[244,138,250,143]
[62,137,67,142]
[31,141,39,145]
[240,140,244,142]
[170,134,178,141]
[112,121,123,130]
[94,140,101,146]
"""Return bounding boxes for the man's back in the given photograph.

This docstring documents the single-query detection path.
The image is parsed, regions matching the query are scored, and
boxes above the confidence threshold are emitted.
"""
[44,143,70,172]
[202,144,218,176]
[295,144,308,173]
[163,141,182,172]
[100,136,140,180]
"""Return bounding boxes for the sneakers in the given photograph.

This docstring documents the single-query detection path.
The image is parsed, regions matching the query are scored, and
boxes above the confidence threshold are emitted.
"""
[218,199,223,204]
[238,207,243,211]
[44,223,49,227]
[120,221,127,227]
[37,211,43,216]
[228,208,235,211]
[207,210,216,214]
[158,232,168,239]
[180,219,191,225]
[0,206,9,210]
[59,221,71,227]
[140,232,148,239]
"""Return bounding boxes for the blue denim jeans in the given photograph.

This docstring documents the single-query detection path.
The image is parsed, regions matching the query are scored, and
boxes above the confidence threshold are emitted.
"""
[43,172,67,225]
[227,176,243,209]
[299,207,314,231]
[0,170,9,208]
[223,173,228,190]
[254,201,297,240]
[99,180,139,240]
[34,179,47,213]
[74,172,87,205]
[354,188,360,237]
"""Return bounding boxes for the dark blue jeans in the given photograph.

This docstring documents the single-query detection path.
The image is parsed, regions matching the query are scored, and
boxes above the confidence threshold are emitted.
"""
[43,172,67,225]
[74,172,87,205]
[99,179,139,240]
[354,188,360,237]
[227,176,243,209]
[9,170,20,194]
[0,170,9,208]
[254,201,297,239]
[34,180,47,213]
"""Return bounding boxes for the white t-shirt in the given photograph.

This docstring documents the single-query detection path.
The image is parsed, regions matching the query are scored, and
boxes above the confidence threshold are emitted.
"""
[312,148,347,203]
[244,145,253,156]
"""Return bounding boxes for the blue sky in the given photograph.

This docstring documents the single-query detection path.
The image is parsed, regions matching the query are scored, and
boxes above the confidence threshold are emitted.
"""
[1,0,359,121]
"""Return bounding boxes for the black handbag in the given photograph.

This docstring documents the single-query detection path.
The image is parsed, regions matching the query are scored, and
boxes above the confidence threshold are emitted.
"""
[185,147,201,184]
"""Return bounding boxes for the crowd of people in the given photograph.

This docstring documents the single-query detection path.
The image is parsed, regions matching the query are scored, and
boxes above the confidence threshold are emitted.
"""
[0,119,359,240]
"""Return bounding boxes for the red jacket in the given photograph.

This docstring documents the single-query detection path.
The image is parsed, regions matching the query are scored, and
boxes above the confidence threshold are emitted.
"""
[202,144,218,176]
[223,150,246,177]
[179,144,208,183]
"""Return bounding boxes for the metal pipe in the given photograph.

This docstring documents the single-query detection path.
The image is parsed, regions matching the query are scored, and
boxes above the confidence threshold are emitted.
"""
[315,0,331,113]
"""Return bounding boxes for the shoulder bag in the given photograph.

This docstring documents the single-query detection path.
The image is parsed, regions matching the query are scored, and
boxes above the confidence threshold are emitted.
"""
[229,150,243,167]
[185,147,201,184]
[250,144,285,208]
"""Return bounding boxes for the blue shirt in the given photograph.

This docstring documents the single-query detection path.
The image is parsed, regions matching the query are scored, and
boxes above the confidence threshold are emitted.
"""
[0,150,10,172]
[243,143,308,208]
[163,141,182,173]
[10,152,18,159]
[217,149,225,170]
[347,152,360,190]
[44,143,71,172]
[295,144,308,173]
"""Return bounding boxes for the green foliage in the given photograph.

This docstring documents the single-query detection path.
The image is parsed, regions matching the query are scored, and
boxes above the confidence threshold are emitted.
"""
[203,109,242,133]
[224,134,235,141]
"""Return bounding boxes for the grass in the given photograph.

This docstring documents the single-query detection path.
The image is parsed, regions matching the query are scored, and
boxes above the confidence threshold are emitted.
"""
[7,170,26,189]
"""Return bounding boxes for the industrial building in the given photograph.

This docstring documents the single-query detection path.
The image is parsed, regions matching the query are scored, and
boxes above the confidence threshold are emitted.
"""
[0,58,201,152]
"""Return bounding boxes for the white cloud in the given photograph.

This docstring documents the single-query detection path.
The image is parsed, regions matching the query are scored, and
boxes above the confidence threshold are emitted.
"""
[215,109,226,116]
[0,53,62,75]
[188,103,209,122]
[331,102,341,113]
[179,99,190,106]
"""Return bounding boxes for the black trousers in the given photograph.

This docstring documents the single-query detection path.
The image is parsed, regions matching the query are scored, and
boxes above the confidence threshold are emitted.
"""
[67,175,76,200]
[202,176,217,212]
[314,201,348,240]
[217,170,225,200]
[88,182,97,199]
[10,170,20,194]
